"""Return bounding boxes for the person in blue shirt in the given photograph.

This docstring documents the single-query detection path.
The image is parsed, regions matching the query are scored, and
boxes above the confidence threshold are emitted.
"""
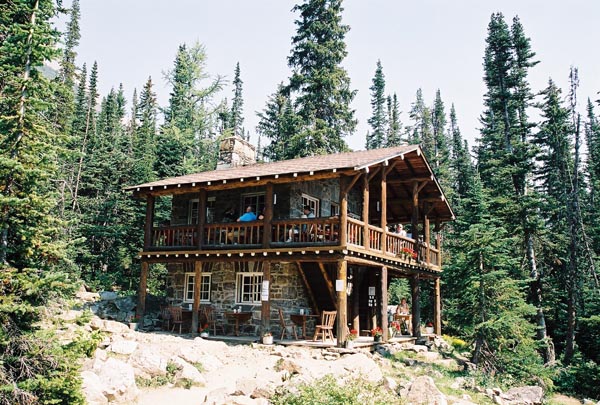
[237,206,257,222]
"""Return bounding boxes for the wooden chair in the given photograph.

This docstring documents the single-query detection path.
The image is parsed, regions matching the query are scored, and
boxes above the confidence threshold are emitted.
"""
[278,308,298,340]
[169,306,186,334]
[201,306,224,335]
[312,310,336,342]
[160,306,172,331]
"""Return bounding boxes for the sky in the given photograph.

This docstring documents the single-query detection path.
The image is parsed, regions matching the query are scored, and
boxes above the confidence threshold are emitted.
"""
[69,0,600,152]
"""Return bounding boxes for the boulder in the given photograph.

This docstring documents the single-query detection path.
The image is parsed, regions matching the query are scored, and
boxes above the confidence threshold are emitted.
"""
[93,357,139,403]
[129,347,169,377]
[99,291,118,301]
[403,375,448,405]
[170,357,206,385]
[107,339,138,355]
[80,371,108,405]
[335,353,382,382]
[501,386,543,405]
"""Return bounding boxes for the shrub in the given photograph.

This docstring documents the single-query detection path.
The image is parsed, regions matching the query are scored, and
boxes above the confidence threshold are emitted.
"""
[271,375,400,405]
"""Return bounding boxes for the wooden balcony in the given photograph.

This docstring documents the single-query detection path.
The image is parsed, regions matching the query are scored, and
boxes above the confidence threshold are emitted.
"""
[147,217,440,270]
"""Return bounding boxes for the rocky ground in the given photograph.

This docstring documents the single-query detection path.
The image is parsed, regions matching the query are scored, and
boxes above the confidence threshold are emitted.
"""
[63,291,594,405]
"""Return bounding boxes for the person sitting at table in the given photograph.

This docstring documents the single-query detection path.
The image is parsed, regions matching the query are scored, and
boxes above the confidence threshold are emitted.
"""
[396,298,410,315]
[237,206,257,222]
[287,205,314,242]
[395,298,411,334]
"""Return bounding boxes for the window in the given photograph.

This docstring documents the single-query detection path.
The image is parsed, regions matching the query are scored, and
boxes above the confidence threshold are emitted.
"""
[188,199,199,225]
[330,202,340,217]
[302,194,320,216]
[184,273,212,303]
[241,193,265,216]
[235,261,263,304]
[206,196,216,223]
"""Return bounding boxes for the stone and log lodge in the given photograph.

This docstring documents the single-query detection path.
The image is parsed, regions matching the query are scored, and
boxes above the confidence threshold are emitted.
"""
[126,136,454,345]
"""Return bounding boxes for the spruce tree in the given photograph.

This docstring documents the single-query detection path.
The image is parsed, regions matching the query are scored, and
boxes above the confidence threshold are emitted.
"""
[229,62,244,136]
[431,89,451,187]
[134,77,158,184]
[257,83,301,161]
[157,43,223,178]
[366,60,387,150]
[408,88,433,155]
[287,0,356,156]
[386,93,402,146]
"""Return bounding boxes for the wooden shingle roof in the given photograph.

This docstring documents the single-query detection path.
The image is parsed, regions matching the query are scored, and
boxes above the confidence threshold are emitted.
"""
[126,145,418,190]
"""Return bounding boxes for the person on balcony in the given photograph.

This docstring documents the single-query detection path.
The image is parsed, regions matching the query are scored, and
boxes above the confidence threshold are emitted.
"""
[237,206,257,222]
[287,205,314,242]
[222,206,237,223]
[395,224,407,237]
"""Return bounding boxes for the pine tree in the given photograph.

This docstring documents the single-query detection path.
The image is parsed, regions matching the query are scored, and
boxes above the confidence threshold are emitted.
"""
[448,105,475,206]
[408,89,433,155]
[257,83,301,161]
[431,89,451,187]
[229,62,244,136]
[366,60,387,150]
[476,12,553,363]
[157,43,223,178]
[386,93,402,146]
[134,77,158,184]
[287,0,356,156]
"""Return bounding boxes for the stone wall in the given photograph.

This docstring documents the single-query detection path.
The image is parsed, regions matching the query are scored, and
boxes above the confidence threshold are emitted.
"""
[165,260,310,337]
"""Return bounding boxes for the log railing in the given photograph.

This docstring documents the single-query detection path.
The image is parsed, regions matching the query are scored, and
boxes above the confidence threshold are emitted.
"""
[149,218,440,268]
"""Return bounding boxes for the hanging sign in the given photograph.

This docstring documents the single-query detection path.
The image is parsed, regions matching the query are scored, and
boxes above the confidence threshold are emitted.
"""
[261,281,270,301]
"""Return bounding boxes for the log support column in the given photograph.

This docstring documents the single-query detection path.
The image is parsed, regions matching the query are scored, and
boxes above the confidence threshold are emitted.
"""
[192,260,202,334]
[144,196,155,250]
[380,266,388,340]
[336,260,348,347]
[434,277,441,335]
[137,261,149,318]
[410,275,421,337]
[261,261,271,334]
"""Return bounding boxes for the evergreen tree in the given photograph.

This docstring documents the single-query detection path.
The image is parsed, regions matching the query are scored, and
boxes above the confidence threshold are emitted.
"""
[386,93,402,146]
[448,104,475,207]
[0,1,83,402]
[407,88,433,155]
[287,0,356,156]
[157,43,223,178]
[366,60,387,150]
[431,89,451,187]
[257,83,301,161]
[229,62,244,136]
[134,77,158,184]
[476,13,553,363]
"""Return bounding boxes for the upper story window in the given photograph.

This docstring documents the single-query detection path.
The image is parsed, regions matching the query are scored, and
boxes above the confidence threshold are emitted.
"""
[188,199,199,225]
[206,196,216,223]
[241,193,265,218]
[330,202,340,217]
[302,194,320,216]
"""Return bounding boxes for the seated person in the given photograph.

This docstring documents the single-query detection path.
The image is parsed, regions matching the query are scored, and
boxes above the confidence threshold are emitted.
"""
[395,224,407,237]
[257,207,266,220]
[395,298,411,334]
[221,206,237,223]
[287,205,314,242]
[237,206,257,222]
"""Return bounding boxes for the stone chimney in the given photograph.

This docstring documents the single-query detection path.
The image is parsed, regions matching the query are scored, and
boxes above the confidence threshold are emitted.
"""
[216,135,257,170]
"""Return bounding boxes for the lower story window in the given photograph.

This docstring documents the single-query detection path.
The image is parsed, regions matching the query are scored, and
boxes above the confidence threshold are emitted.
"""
[184,273,212,303]
[236,273,263,304]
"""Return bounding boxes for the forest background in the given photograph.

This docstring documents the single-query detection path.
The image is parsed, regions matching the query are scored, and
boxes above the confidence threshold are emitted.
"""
[0,0,599,403]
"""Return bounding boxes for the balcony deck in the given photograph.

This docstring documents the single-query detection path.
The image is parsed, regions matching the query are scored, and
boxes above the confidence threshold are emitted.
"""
[144,217,440,271]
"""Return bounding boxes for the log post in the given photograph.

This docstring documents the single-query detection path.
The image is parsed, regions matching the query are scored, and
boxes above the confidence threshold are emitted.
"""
[263,183,273,249]
[137,261,149,318]
[192,260,202,334]
[362,173,369,250]
[261,261,271,334]
[198,189,206,249]
[411,182,420,258]
[424,205,430,265]
[410,275,421,337]
[380,266,388,340]
[381,167,388,254]
[340,177,348,247]
[144,195,155,250]
[336,260,348,347]
[434,277,441,335]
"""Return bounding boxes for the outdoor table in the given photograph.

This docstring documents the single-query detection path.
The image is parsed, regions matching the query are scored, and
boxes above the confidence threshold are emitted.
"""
[224,311,252,336]
[290,314,319,339]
